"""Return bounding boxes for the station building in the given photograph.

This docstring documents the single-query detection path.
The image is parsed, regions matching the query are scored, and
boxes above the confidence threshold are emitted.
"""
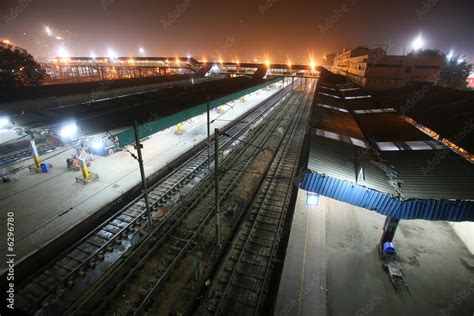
[332,47,444,90]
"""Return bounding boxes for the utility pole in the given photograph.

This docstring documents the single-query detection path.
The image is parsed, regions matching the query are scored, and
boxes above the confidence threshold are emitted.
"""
[133,121,153,226]
[214,128,221,247]
[207,96,211,170]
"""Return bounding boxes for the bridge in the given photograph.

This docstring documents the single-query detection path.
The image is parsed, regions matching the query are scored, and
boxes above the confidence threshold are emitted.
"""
[42,56,320,83]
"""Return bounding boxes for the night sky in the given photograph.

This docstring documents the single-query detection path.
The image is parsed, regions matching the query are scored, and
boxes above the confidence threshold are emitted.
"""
[1,0,473,63]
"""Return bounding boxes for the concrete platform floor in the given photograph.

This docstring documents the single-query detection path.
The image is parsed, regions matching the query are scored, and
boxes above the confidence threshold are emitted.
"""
[276,190,474,316]
[0,81,285,274]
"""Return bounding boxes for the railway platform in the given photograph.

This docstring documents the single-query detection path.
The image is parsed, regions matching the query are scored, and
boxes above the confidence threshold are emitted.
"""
[0,81,283,274]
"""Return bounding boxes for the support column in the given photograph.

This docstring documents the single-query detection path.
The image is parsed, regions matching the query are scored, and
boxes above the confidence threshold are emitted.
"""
[134,121,153,226]
[214,128,221,247]
[380,216,400,245]
[207,96,211,169]
[28,135,41,169]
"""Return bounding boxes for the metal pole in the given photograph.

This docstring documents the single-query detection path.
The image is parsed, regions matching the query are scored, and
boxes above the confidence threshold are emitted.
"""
[214,128,221,246]
[133,121,153,226]
[207,96,211,170]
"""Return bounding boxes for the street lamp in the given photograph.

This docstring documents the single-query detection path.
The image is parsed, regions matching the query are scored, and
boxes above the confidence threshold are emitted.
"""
[57,46,70,59]
[58,122,78,140]
[45,25,52,36]
[411,35,424,52]
[0,116,10,128]
[446,50,453,61]
[107,48,118,60]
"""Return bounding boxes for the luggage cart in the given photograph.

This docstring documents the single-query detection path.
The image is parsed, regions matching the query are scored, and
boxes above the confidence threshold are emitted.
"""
[381,242,410,294]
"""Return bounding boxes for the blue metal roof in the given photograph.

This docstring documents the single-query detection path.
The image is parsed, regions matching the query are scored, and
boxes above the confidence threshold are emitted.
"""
[300,172,474,222]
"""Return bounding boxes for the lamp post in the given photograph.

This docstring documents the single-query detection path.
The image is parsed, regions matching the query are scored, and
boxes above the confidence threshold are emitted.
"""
[133,121,153,227]
[207,96,211,170]
[214,128,221,247]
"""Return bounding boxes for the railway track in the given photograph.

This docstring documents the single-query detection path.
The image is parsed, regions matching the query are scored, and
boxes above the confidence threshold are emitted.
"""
[14,81,291,315]
[85,79,316,315]
[197,78,315,315]
[76,83,305,315]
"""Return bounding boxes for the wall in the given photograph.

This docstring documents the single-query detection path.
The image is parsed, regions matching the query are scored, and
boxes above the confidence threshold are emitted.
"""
[450,222,474,255]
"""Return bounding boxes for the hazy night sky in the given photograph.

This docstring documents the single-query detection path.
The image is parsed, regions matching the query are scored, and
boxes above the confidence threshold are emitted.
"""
[0,0,473,63]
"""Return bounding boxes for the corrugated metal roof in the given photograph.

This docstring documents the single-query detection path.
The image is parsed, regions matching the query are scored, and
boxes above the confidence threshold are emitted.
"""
[307,76,474,221]
[300,172,474,222]
[308,135,356,183]
[308,135,397,196]
[382,150,474,200]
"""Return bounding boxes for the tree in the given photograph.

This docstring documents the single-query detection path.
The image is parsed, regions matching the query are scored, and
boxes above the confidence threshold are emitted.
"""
[0,44,46,90]
[439,57,472,89]
[407,48,443,57]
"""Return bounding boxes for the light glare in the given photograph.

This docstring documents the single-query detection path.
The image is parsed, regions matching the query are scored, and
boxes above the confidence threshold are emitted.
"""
[411,35,424,51]
[0,117,10,127]
[59,123,78,139]
[306,192,320,206]
[91,139,104,150]
[446,50,453,61]
[107,48,118,60]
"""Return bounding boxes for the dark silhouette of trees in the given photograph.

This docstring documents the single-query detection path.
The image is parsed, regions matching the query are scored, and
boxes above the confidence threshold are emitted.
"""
[0,44,46,90]
[440,57,472,89]
[408,48,471,89]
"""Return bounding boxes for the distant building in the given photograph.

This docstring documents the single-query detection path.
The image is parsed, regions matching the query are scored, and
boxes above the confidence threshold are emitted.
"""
[323,53,336,69]
[332,46,444,90]
[468,71,474,89]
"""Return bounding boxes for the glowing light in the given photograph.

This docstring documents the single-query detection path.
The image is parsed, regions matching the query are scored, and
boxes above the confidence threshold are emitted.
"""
[310,60,316,71]
[45,26,52,36]
[446,50,454,61]
[457,57,465,64]
[139,47,145,54]
[2,39,11,44]
[58,122,78,139]
[56,36,63,41]
[265,59,271,68]
[57,46,70,59]
[107,48,118,60]
[0,117,10,128]
[202,58,207,63]
[91,139,104,150]
[411,35,424,51]
[128,58,135,63]
[306,192,320,206]
[90,51,96,59]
